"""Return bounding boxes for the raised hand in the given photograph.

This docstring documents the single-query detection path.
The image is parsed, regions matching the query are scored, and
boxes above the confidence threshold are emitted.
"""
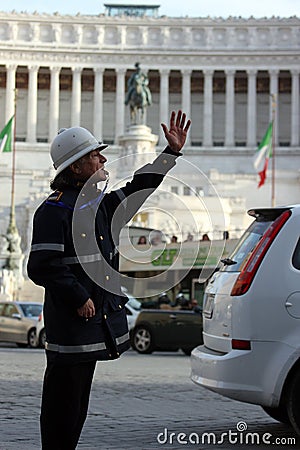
[161,110,191,153]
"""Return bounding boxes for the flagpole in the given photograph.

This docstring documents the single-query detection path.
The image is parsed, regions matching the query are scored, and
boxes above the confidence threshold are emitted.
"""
[7,89,18,237]
[3,89,24,300]
[271,94,276,207]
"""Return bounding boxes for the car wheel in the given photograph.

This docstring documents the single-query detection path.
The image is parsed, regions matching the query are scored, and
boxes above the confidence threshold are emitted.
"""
[132,326,154,354]
[39,328,46,348]
[287,369,300,435]
[28,328,38,348]
[262,405,290,424]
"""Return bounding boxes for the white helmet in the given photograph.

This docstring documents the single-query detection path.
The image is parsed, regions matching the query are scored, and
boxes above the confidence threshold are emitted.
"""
[50,127,108,175]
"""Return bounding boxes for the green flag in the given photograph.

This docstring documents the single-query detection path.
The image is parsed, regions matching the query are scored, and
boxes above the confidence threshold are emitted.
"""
[0,116,14,153]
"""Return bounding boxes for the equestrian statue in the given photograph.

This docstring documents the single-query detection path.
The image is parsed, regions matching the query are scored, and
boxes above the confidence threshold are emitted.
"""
[125,62,152,124]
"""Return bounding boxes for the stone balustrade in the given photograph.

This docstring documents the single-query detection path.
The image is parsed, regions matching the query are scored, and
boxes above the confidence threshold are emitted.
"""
[0,13,299,51]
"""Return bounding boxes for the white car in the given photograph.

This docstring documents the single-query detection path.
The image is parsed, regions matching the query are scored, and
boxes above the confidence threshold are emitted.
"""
[36,293,141,348]
[125,294,141,331]
[0,301,43,348]
[191,206,300,436]
[36,310,46,348]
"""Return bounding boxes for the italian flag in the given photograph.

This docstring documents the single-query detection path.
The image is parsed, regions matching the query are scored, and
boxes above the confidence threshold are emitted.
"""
[253,121,273,188]
[0,116,14,153]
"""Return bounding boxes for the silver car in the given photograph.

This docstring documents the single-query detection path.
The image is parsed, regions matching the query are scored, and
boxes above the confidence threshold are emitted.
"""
[191,206,300,436]
[0,301,43,348]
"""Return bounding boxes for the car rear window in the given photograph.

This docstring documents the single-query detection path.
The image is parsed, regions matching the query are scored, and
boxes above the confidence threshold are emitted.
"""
[292,238,300,270]
[19,303,43,318]
[220,219,272,272]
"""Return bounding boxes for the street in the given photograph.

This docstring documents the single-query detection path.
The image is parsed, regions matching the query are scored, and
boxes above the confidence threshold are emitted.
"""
[0,346,298,450]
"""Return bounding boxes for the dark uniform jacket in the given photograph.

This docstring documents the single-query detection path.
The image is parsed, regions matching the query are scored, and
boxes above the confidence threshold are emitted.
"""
[27,147,180,364]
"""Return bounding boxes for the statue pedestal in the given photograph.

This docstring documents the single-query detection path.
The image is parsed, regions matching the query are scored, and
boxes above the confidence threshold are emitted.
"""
[117,124,158,178]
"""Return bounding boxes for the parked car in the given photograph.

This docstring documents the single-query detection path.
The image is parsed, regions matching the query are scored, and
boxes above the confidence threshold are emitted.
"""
[191,206,300,436]
[36,293,141,348]
[0,301,43,348]
[36,311,46,348]
[125,294,141,331]
[131,307,203,355]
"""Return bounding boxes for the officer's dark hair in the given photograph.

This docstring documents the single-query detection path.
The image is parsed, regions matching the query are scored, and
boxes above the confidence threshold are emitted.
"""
[50,167,76,191]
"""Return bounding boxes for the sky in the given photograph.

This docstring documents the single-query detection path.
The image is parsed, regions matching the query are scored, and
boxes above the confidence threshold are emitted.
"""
[1,0,299,19]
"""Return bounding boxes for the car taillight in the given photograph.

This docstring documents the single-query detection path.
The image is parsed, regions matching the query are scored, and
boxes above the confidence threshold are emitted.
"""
[232,339,251,350]
[231,210,291,296]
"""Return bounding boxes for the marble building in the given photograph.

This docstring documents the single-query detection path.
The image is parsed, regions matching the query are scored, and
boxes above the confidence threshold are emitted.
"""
[0,6,300,260]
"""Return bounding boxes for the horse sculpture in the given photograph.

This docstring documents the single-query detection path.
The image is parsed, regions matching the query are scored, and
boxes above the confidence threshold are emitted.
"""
[125,64,152,125]
[127,76,149,124]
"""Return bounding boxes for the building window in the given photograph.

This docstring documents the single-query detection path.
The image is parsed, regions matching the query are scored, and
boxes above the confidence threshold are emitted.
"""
[184,186,191,196]
[171,186,179,194]
[105,4,159,17]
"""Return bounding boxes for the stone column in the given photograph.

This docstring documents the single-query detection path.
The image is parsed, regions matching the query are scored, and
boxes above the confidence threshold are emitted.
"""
[159,68,170,145]
[140,26,148,46]
[96,26,104,48]
[247,69,257,147]
[26,65,39,143]
[8,22,18,42]
[5,64,17,123]
[30,23,39,43]
[291,70,299,147]
[141,68,150,125]
[120,27,127,48]
[71,67,82,127]
[53,24,62,46]
[115,67,126,142]
[269,69,279,146]
[225,69,235,147]
[181,69,192,146]
[93,67,104,141]
[163,27,170,46]
[203,69,213,147]
[49,66,60,141]
[75,25,83,48]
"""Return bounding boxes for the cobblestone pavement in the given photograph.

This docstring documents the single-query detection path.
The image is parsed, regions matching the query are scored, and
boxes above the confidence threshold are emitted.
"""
[0,347,298,450]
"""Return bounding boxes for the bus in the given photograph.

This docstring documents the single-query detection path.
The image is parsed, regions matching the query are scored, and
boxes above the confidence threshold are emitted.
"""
[119,226,237,308]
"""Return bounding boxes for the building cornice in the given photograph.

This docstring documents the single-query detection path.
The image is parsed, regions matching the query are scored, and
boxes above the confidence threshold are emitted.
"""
[0,50,299,71]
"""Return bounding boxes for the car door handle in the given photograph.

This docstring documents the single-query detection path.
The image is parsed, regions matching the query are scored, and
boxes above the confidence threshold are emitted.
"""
[169,314,177,319]
[285,302,293,307]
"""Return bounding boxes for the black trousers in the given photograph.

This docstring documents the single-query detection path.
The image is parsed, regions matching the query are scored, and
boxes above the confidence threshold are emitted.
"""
[40,359,97,450]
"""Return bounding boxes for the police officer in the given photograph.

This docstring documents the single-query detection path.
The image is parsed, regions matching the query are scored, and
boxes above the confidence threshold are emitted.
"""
[27,110,191,449]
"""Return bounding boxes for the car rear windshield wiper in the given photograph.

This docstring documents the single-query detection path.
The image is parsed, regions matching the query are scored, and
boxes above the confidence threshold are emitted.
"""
[221,258,237,266]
